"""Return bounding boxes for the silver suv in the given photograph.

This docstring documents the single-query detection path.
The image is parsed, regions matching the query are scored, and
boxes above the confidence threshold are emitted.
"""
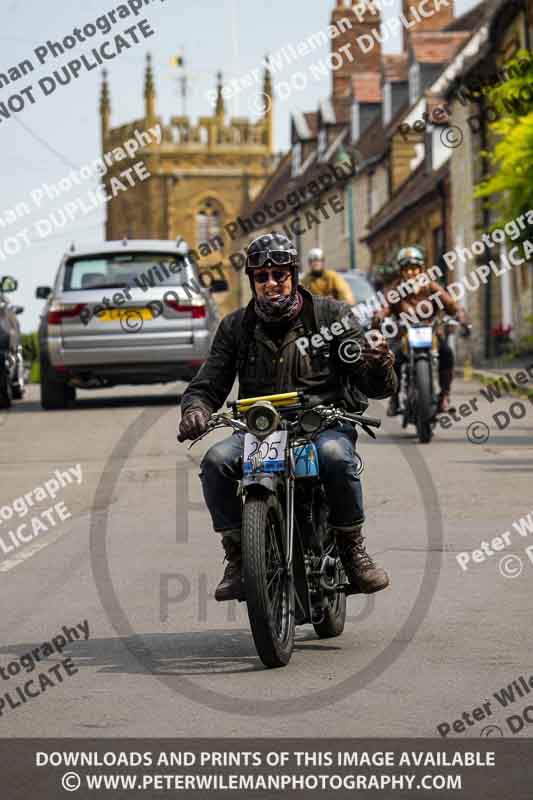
[36,239,227,410]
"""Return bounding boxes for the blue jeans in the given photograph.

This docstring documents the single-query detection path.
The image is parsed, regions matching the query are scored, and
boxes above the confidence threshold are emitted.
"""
[199,424,365,533]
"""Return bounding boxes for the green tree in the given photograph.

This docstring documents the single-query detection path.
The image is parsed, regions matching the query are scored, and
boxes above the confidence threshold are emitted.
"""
[21,332,40,383]
[474,50,533,231]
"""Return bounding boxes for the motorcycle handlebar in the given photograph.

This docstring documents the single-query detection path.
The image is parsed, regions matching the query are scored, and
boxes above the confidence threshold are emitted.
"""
[343,413,381,429]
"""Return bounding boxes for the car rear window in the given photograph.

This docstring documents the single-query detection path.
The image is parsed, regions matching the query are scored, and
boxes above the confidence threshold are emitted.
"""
[63,253,190,291]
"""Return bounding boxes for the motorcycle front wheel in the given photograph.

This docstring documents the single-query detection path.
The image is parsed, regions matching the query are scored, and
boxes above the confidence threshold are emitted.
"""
[414,359,433,443]
[242,492,295,668]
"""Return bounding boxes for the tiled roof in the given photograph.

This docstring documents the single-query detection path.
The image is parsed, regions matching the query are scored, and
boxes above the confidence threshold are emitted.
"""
[292,111,318,141]
[356,112,387,163]
[351,72,382,103]
[410,32,471,64]
[303,112,319,138]
[444,1,486,32]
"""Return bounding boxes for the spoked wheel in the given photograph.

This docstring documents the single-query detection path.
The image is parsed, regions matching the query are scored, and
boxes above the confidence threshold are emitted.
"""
[414,359,433,443]
[242,493,295,668]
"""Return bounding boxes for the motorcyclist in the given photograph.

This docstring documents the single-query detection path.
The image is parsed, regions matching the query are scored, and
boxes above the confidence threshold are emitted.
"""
[178,232,396,602]
[302,247,355,304]
[378,246,457,416]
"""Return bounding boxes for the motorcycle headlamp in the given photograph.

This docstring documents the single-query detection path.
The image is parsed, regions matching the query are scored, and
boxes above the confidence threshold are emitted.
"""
[300,409,323,434]
[246,401,280,439]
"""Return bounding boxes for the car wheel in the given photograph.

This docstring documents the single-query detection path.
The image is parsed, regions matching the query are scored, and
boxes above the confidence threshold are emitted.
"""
[40,359,76,410]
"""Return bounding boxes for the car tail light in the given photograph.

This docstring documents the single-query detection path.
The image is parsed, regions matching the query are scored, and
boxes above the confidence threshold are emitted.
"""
[47,303,87,325]
[165,300,206,319]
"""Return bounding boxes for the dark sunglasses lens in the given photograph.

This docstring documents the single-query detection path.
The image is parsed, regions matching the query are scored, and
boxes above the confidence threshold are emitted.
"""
[254,271,269,283]
[272,270,290,283]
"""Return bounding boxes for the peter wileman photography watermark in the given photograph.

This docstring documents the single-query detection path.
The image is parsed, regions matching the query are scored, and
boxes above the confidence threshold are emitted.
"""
[0,464,82,564]
[0,0,165,123]
[437,670,533,737]
[456,506,533,577]
[0,125,161,263]
[436,363,533,440]
[0,619,89,718]
[206,17,355,112]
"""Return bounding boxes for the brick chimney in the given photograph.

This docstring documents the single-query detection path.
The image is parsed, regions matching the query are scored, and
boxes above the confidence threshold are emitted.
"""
[331,0,383,100]
[402,0,455,50]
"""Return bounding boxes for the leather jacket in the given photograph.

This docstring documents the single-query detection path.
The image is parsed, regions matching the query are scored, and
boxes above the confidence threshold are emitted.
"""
[181,286,396,415]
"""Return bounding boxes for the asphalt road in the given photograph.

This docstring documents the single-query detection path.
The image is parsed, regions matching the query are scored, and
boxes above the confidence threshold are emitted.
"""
[1,376,532,738]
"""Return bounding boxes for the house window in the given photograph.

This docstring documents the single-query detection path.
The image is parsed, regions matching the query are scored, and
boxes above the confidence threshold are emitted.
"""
[351,102,360,143]
[318,129,328,160]
[409,62,420,105]
[292,142,302,176]
[367,171,375,217]
[383,82,392,126]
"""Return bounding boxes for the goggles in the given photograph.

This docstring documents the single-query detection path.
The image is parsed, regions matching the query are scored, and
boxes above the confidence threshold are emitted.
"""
[247,249,295,269]
[253,267,292,285]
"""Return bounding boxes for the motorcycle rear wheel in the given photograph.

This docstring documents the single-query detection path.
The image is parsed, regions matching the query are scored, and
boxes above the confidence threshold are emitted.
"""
[242,492,295,668]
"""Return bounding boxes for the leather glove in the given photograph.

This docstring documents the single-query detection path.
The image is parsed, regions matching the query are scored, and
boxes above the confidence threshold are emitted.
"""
[362,340,395,371]
[177,405,211,442]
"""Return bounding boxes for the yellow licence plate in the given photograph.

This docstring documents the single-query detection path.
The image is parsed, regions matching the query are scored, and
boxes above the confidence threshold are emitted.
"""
[98,308,154,322]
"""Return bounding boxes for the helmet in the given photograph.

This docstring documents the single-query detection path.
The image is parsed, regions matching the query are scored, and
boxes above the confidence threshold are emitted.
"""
[308,247,324,263]
[245,232,298,294]
[396,245,425,270]
[245,232,298,272]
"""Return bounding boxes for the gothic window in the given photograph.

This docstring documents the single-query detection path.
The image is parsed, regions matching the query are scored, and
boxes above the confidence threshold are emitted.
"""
[196,200,222,245]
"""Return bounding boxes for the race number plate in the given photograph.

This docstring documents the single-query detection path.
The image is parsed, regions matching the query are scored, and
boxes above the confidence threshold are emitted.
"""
[243,431,287,474]
[408,327,433,348]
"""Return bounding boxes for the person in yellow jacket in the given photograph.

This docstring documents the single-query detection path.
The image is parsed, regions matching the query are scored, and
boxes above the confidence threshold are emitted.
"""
[301,248,355,304]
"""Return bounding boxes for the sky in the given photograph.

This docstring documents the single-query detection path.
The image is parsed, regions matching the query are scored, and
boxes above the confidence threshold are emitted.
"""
[0,0,478,332]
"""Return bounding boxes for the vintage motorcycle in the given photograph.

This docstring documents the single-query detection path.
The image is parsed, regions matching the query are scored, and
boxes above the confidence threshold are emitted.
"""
[189,390,380,669]
[397,315,459,443]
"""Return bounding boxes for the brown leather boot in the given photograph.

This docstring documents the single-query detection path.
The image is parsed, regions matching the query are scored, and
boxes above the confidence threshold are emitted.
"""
[335,526,390,595]
[215,535,245,602]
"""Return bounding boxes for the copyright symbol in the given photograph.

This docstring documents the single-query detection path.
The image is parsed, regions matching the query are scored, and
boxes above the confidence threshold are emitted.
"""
[440,125,463,149]
[62,772,81,792]
[466,421,490,444]
[499,554,523,579]
[249,92,272,115]
[338,338,362,364]
[480,725,504,737]
[120,310,143,333]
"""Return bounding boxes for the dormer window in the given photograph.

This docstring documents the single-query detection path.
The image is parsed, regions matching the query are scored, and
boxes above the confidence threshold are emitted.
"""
[409,62,420,105]
[351,102,360,143]
[383,82,392,125]
[292,142,302,176]
[318,129,327,160]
